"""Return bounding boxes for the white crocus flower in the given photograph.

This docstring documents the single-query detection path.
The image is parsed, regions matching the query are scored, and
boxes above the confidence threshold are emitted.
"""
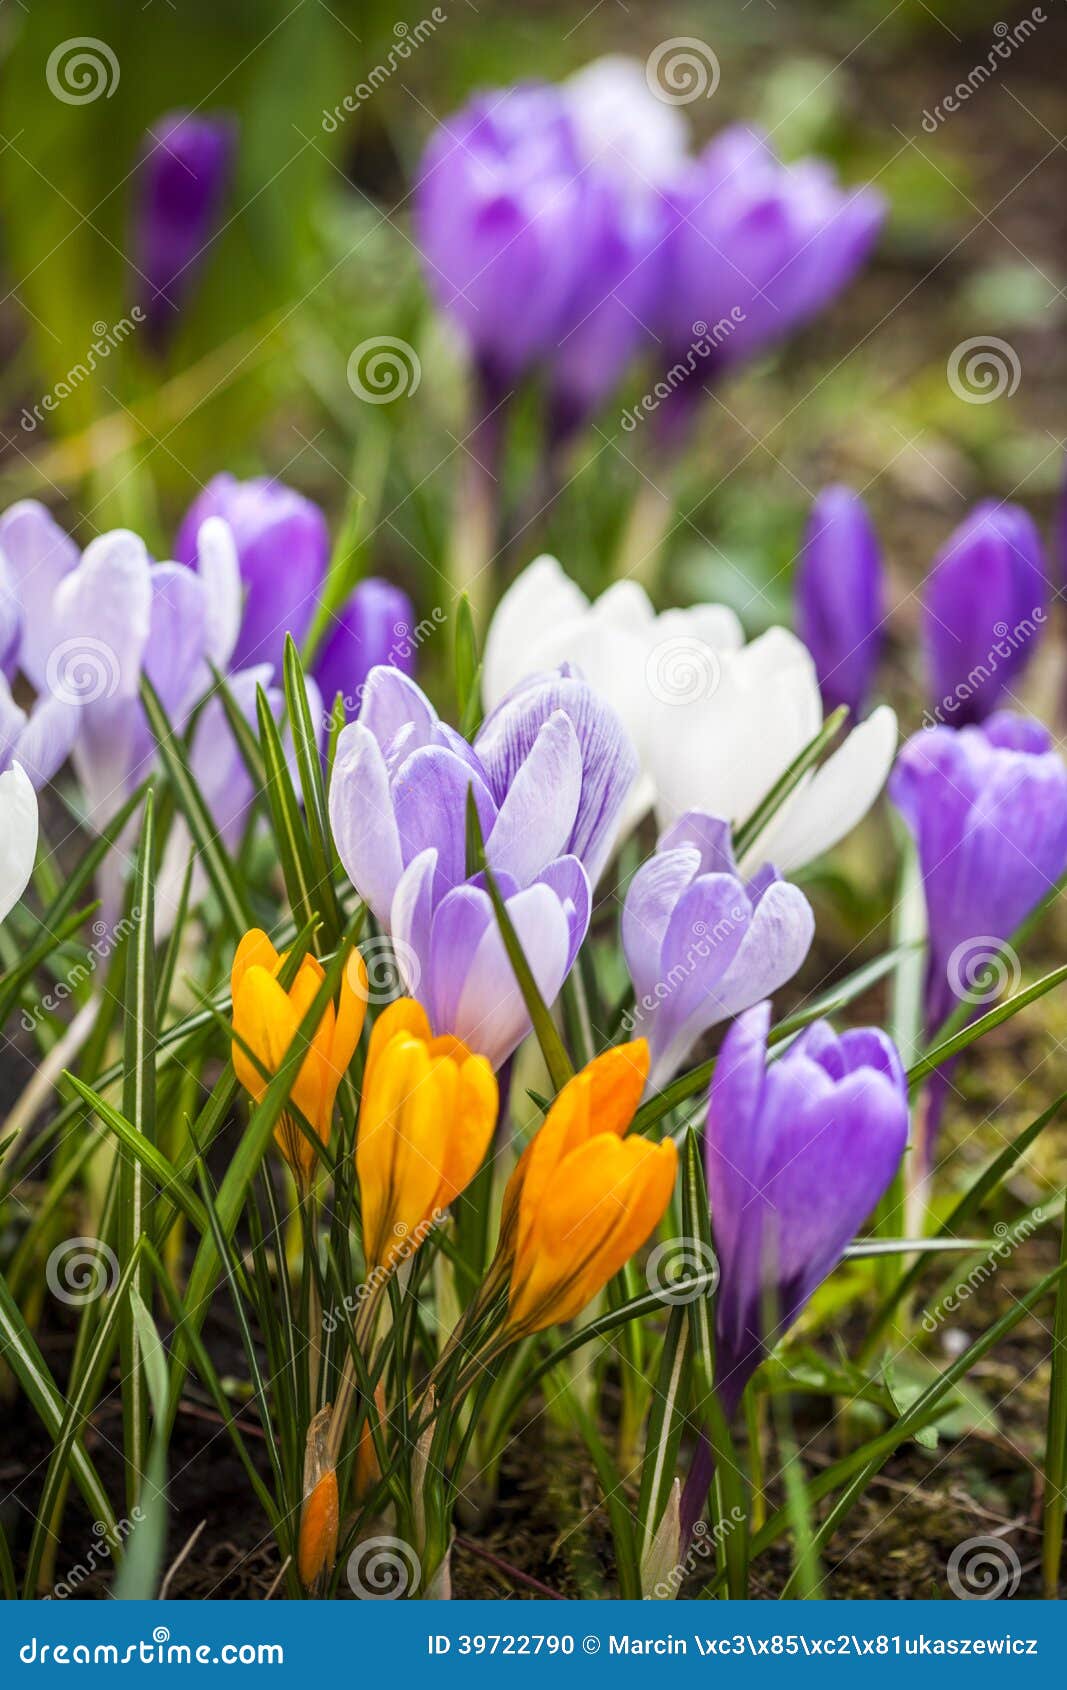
[0,761,38,923]
[484,558,897,876]
[482,554,744,832]
[647,626,899,875]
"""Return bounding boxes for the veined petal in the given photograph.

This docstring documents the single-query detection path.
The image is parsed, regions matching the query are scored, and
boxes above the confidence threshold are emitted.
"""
[391,744,496,895]
[487,709,582,885]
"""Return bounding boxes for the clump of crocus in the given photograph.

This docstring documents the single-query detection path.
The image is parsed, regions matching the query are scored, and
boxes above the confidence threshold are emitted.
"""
[496,1040,677,1338]
[230,929,368,1184]
[922,501,1047,726]
[356,998,498,1274]
[794,485,884,720]
[133,110,235,352]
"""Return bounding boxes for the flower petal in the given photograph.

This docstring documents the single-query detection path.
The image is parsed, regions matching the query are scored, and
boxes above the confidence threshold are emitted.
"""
[744,704,897,874]
[0,761,37,923]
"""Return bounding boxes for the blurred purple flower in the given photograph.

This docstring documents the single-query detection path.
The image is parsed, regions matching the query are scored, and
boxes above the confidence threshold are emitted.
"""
[682,1001,907,1533]
[133,111,235,349]
[622,813,813,1090]
[414,84,610,394]
[922,501,1047,726]
[328,665,637,1066]
[546,57,686,438]
[794,485,884,720]
[175,473,330,675]
[314,578,416,723]
[656,128,884,429]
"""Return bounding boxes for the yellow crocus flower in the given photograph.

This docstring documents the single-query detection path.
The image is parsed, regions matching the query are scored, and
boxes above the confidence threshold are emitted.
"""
[502,1039,678,1336]
[231,929,368,1181]
[356,998,498,1274]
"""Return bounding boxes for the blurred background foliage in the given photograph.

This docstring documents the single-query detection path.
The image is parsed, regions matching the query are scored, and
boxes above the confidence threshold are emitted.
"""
[0,0,1064,660]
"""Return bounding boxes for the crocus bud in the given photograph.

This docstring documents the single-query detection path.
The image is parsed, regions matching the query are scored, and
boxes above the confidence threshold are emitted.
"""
[501,1040,678,1337]
[133,111,234,350]
[297,1408,339,1590]
[356,999,497,1274]
[414,84,604,393]
[175,474,330,673]
[794,485,884,719]
[314,579,416,723]
[230,930,368,1182]
[922,501,1047,726]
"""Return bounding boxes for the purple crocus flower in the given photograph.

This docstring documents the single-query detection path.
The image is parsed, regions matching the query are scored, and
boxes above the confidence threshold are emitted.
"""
[682,1001,908,1534]
[175,473,330,675]
[414,84,608,394]
[622,813,814,1090]
[314,578,416,722]
[891,712,1067,1035]
[922,501,1047,726]
[133,111,234,350]
[708,1001,908,1415]
[891,713,1067,1161]
[656,128,884,428]
[328,665,637,1067]
[794,486,884,720]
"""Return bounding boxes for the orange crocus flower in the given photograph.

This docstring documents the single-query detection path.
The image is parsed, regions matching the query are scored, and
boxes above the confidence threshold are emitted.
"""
[231,929,368,1181]
[356,998,497,1274]
[501,1039,677,1337]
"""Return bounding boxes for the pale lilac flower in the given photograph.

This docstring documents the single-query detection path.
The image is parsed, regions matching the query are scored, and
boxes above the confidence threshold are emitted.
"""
[623,814,814,1089]
[328,665,637,1067]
